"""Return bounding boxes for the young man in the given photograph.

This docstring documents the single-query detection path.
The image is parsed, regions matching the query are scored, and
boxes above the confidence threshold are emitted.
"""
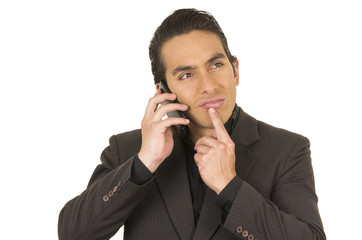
[58,9,325,240]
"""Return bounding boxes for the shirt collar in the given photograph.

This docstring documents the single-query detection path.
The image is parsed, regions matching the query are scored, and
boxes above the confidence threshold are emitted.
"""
[224,104,240,135]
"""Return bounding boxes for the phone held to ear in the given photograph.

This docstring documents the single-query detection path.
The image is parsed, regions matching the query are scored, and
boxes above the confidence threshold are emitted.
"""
[159,79,187,135]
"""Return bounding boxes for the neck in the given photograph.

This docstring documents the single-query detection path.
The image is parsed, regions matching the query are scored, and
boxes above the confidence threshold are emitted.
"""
[187,122,215,144]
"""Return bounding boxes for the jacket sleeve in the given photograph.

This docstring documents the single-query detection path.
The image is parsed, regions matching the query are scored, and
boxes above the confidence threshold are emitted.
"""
[58,134,153,240]
[223,137,326,240]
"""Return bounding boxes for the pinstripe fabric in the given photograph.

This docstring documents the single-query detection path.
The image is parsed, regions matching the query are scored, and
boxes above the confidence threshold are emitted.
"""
[154,137,195,240]
[58,108,325,240]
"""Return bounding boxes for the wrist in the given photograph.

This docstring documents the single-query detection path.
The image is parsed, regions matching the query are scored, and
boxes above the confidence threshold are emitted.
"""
[215,174,236,195]
[138,151,161,173]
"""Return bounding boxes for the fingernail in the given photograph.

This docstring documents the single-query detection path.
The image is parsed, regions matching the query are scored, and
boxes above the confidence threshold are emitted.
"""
[209,108,216,113]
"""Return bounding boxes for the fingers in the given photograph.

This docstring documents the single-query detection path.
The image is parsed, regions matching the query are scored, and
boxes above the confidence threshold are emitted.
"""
[193,143,210,154]
[154,103,188,120]
[194,108,235,153]
[144,90,187,121]
[194,136,219,151]
[160,117,190,129]
[141,115,190,136]
[208,108,229,142]
[142,116,190,135]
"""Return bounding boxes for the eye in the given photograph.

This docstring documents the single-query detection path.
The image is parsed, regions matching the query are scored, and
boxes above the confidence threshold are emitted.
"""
[179,72,192,80]
[211,62,223,69]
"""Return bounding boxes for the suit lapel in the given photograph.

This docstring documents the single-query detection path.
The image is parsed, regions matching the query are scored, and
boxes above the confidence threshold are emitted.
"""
[192,188,220,240]
[234,144,257,181]
[155,134,195,240]
[231,108,259,179]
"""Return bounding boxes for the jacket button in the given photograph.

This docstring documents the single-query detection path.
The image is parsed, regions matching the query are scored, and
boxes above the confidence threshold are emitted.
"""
[248,234,254,240]
[113,186,118,192]
[108,190,114,197]
[103,195,109,202]
[242,230,249,237]
[117,180,122,187]
[236,226,243,233]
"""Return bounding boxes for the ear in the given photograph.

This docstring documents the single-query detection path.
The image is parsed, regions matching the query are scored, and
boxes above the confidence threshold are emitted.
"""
[233,59,240,86]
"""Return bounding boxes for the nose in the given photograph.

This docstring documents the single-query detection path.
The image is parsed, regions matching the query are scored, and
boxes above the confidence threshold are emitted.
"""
[198,71,217,95]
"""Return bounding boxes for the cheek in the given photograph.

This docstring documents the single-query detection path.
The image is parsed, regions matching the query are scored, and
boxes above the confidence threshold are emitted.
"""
[175,92,202,118]
[173,90,188,104]
[171,83,195,105]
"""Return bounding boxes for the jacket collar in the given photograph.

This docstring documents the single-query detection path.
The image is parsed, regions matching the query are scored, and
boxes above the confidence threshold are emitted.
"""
[231,107,259,147]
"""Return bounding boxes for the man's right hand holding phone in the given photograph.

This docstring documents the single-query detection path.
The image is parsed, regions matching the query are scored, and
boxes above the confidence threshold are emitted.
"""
[138,89,189,173]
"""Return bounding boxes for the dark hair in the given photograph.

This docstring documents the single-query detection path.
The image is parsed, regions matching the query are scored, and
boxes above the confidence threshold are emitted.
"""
[149,8,236,84]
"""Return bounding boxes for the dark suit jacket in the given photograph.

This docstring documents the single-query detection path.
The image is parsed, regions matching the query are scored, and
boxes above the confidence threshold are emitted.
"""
[58,108,325,240]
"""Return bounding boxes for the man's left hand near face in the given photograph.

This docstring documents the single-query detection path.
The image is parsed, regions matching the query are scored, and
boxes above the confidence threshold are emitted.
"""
[194,108,237,194]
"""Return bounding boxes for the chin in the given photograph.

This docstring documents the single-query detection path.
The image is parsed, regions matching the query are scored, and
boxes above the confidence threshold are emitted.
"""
[188,112,215,129]
[189,121,214,131]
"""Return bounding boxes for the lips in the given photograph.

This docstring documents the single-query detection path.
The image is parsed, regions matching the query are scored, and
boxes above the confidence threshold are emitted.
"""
[199,96,225,109]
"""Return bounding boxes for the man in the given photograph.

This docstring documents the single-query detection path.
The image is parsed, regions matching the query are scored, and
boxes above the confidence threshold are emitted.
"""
[58,8,325,240]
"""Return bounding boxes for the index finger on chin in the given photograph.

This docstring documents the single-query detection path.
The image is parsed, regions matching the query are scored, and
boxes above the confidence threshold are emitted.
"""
[208,108,229,142]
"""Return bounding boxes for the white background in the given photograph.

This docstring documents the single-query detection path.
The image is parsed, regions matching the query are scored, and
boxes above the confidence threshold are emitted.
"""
[1,0,361,239]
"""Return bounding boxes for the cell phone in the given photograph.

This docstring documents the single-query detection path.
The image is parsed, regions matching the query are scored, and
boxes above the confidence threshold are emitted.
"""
[159,79,186,135]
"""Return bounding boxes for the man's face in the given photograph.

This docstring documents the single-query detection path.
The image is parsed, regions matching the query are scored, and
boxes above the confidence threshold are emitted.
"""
[161,30,239,128]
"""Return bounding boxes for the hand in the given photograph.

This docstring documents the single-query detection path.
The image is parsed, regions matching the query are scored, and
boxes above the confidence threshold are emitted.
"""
[194,108,236,194]
[138,89,190,173]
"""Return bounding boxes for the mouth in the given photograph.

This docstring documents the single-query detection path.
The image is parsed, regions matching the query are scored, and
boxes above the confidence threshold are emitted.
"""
[199,96,225,109]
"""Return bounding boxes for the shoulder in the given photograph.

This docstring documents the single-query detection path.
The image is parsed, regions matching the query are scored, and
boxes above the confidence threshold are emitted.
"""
[252,120,311,165]
[235,107,309,153]
[103,129,142,165]
[234,107,309,149]
[113,128,142,144]
[257,120,307,144]
[113,129,142,151]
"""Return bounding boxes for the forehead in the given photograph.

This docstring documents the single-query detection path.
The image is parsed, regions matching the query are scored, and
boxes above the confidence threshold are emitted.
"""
[161,30,225,72]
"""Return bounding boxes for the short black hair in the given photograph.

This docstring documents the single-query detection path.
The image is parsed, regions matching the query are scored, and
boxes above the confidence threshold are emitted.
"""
[149,8,236,84]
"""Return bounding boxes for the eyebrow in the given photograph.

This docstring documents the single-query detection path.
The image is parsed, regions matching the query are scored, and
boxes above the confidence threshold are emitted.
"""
[172,53,227,76]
